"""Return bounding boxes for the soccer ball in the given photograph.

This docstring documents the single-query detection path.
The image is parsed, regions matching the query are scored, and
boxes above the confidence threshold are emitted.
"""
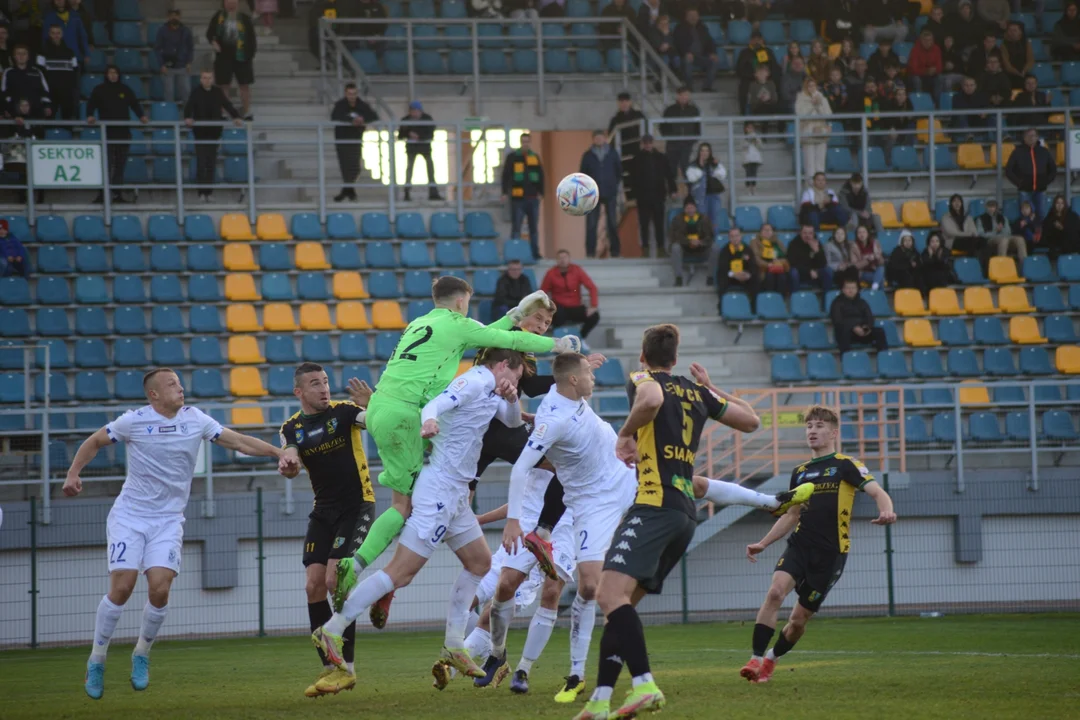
[557,173,599,216]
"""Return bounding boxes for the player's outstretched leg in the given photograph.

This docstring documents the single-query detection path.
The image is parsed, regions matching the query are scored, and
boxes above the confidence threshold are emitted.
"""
[442,542,489,681]
[315,569,397,674]
[557,593,595,702]
[85,571,135,700]
[757,605,810,684]
[130,601,167,690]
[475,594,514,688]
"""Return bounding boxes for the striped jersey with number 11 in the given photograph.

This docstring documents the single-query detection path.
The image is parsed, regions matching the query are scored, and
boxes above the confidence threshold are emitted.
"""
[626,371,728,518]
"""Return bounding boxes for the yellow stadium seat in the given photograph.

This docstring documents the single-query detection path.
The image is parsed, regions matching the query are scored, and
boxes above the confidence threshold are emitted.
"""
[230,367,267,397]
[894,288,928,316]
[872,201,901,229]
[455,359,472,378]
[962,286,996,314]
[903,319,941,347]
[901,200,936,228]
[230,404,265,426]
[990,144,1016,168]
[1055,345,1080,373]
[300,302,333,330]
[220,212,255,240]
[998,286,1033,313]
[1049,112,1066,125]
[916,118,947,144]
[828,43,841,59]
[256,213,292,240]
[333,271,369,299]
[917,0,932,12]
[958,381,990,406]
[228,335,264,364]
[223,243,258,271]
[295,241,330,270]
[335,301,371,330]
[928,288,962,316]
[371,300,407,330]
[226,304,261,332]
[224,273,260,301]
[1057,142,1066,166]
[987,256,1024,284]
[1009,316,1047,344]
[957,144,991,169]
[263,302,298,331]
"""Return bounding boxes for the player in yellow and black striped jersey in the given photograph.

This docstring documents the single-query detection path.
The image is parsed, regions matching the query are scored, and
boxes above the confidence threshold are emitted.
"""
[740,404,896,686]
[277,362,376,697]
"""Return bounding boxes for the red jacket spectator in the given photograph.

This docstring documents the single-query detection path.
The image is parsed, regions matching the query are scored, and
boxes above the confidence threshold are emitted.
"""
[907,40,943,77]
[541,250,602,340]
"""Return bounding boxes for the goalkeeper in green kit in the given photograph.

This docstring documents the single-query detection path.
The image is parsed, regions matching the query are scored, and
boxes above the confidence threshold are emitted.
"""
[332,276,581,618]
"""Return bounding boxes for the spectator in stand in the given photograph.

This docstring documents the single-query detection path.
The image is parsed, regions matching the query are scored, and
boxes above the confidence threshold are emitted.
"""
[779,55,806,112]
[947,0,983,55]
[685,141,726,231]
[976,198,1027,260]
[825,0,860,43]
[36,23,77,120]
[501,132,545,259]
[542,249,601,339]
[580,129,623,258]
[329,82,377,203]
[880,85,914,166]
[907,28,944,101]
[939,192,987,256]
[646,13,675,65]
[467,0,504,20]
[885,229,922,291]
[0,219,30,277]
[398,100,440,202]
[978,0,1010,36]
[40,0,88,65]
[924,4,948,45]
[669,196,720,287]
[599,0,636,52]
[12,2,45,57]
[635,0,668,36]
[839,172,884,235]
[607,91,645,159]
[830,278,888,353]
[672,7,719,92]
[952,75,990,139]
[940,35,965,91]
[716,227,759,306]
[782,41,804,72]
[207,0,257,119]
[1005,128,1056,220]
[492,258,534,318]
[1012,198,1043,255]
[980,54,1012,112]
[256,0,279,35]
[1011,72,1049,128]
[860,77,882,129]
[1040,194,1080,260]
[788,223,833,290]
[749,222,791,295]
[877,61,903,104]
[661,86,701,177]
[630,133,676,256]
[835,38,859,77]
[742,121,763,195]
[823,65,848,115]
[185,68,244,202]
[68,0,93,43]
[745,64,779,132]
[967,32,1002,77]
[826,226,856,285]
[308,0,356,58]
[922,231,956,291]
[355,0,388,45]
[2,45,51,118]
[867,37,901,80]
[86,66,147,204]
[806,40,831,85]
[1000,21,1033,90]
[845,55,869,93]
[800,172,850,229]
[1052,0,1080,61]
[735,31,779,114]
[851,224,885,289]
[538,0,566,16]
[155,8,195,106]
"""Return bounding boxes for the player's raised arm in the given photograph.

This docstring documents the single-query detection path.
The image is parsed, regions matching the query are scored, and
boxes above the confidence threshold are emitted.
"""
[689,362,761,433]
[746,506,802,562]
[615,374,664,466]
[476,503,509,525]
[503,419,553,551]
[862,481,897,525]
[63,427,112,497]
[216,428,296,472]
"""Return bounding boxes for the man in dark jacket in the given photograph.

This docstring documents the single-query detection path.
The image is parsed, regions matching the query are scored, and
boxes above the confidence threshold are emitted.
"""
[787,224,833,291]
[672,7,719,92]
[398,100,439,201]
[330,81,377,202]
[36,23,77,120]
[155,8,194,106]
[86,66,147,203]
[735,30,779,114]
[1005,128,1057,220]
[492,258,533,318]
[580,129,623,258]
[184,69,244,201]
[630,133,676,256]
[830,278,887,353]
[661,86,700,178]
[40,0,89,62]
[501,132,545,258]
[354,0,388,40]
[599,0,636,51]
[716,227,759,308]
[0,219,30,277]
[2,45,51,117]
[670,196,719,287]
[308,0,357,58]
[207,0,257,119]
[635,0,668,37]
[1010,72,1048,129]
[952,75,991,137]
[607,91,645,202]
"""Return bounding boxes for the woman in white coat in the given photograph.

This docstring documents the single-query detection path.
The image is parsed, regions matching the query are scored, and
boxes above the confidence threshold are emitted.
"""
[685,141,728,232]
[794,76,832,183]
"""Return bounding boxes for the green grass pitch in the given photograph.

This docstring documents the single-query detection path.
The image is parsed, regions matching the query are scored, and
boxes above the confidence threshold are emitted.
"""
[1,614,1077,719]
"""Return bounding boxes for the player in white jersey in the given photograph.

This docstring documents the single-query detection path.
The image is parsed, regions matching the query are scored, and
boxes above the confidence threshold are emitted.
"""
[310,350,527,693]
[61,368,297,700]
[486,353,637,698]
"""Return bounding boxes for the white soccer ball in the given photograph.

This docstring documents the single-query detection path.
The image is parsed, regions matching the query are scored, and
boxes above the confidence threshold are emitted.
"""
[557,172,599,216]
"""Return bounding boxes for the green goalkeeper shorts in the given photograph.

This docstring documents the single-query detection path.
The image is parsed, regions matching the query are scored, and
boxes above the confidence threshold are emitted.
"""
[366,393,423,496]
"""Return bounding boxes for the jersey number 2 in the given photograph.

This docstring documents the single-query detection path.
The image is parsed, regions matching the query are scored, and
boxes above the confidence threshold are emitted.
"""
[395,325,433,361]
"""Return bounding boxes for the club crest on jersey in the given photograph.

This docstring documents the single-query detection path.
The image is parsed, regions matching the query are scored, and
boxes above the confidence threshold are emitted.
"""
[168,549,177,563]
[326,418,338,435]
[450,376,469,393]
[332,536,345,549]
[823,467,838,477]
[295,428,305,443]
[807,590,822,603]
[180,424,188,433]
[533,423,548,440]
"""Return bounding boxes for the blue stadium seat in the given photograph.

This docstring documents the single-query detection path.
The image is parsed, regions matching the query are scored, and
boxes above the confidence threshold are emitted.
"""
[597,394,630,415]
[430,213,462,239]
[465,211,498,239]
[721,292,754,320]
[75,245,109,273]
[0,277,30,305]
[115,370,145,400]
[73,276,109,305]
[1061,61,1080,86]
[1034,385,1062,403]
[734,206,763,232]
[37,215,71,243]
[150,128,176,156]
[267,367,294,396]
[74,339,109,368]
[903,414,930,443]
[36,277,71,305]
[28,338,69,369]
[302,334,335,363]
[366,271,399,299]
[877,230,901,256]
[946,348,980,377]
[258,243,290,271]
[339,333,371,361]
[933,145,957,171]
[111,244,145,273]
[189,305,223,333]
[1022,255,1054,283]
[298,273,329,300]
[798,321,831,350]
[576,48,606,73]
[790,291,823,319]
[148,214,183,242]
[1019,347,1053,375]
[1005,411,1031,440]
[112,21,143,46]
[33,372,70,402]
[72,308,104,336]
[190,337,224,365]
[938,318,971,346]
[375,331,401,360]
[0,310,31,338]
[396,212,429,239]
[365,242,396,268]
[407,300,435,322]
[122,156,150,185]
[920,387,953,406]
[150,245,183,272]
[328,213,359,239]
[913,350,945,378]
[113,47,144,73]
[864,290,893,318]
[973,317,1007,345]
[222,128,247,156]
[755,292,787,320]
[969,412,1002,442]
[435,241,467,267]
[149,102,180,124]
[351,48,381,73]
[765,206,799,234]
[35,246,71,274]
[472,269,499,296]
[404,270,433,298]
[1070,285,1080,310]
[261,273,294,301]
[1044,315,1077,343]
[361,212,394,240]
[74,215,109,243]
[1042,410,1078,440]
[0,372,27,403]
[1033,284,1066,313]
[503,239,534,264]
[400,240,432,268]
[441,0,467,17]
[771,353,805,383]
[151,305,184,334]
[891,145,922,172]
[80,73,102,98]
[807,352,839,381]
[992,385,1026,404]
[859,146,888,173]
[222,157,248,184]
[113,275,146,303]
[877,350,910,379]
[931,412,960,443]
[1058,254,1080,281]
[191,369,226,398]
[114,338,148,367]
[113,306,147,335]
[188,274,222,302]
[984,347,1018,376]
[594,358,626,386]
[266,335,300,364]
[184,214,219,241]
[763,323,795,351]
[330,242,363,270]
[841,351,874,380]
[290,213,323,240]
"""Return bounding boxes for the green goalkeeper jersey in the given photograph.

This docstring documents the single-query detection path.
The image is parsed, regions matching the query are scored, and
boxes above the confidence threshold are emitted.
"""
[375,308,557,405]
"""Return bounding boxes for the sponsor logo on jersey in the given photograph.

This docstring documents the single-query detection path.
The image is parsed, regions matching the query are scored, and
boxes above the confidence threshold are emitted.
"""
[616,541,631,551]
[146,426,154,434]
[332,536,345,549]
[823,467,837,477]
[856,461,870,477]
[609,554,626,564]
[158,425,176,434]
[326,418,338,436]
[308,427,325,439]
[807,590,822,603]
[295,428,305,443]
[533,423,548,440]
[621,528,637,538]
[450,376,469,393]
[804,471,821,479]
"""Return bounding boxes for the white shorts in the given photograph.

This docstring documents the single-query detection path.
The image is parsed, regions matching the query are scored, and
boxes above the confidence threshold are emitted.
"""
[476,513,576,607]
[477,552,548,611]
[567,482,635,564]
[400,468,483,559]
[106,509,184,575]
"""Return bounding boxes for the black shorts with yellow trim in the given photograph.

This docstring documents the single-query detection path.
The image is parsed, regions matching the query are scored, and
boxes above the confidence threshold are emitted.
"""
[302,501,377,567]
[775,538,847,612]
[602,504,697,595]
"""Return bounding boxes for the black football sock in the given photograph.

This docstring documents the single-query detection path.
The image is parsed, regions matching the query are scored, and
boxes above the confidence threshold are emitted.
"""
[595,620,624,690]
[343,620,357,664]
[308,600,333,665]
[752,623,775,657]
[536,475,567,532]
[771,628,797,659]
[607,604,651,678]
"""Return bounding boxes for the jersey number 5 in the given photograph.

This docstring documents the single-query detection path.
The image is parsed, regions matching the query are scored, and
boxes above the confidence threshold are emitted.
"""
[680,401,693,445]
[394,325,433,361]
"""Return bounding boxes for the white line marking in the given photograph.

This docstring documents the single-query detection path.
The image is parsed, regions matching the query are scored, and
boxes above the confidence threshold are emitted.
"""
[691,647,1080,660]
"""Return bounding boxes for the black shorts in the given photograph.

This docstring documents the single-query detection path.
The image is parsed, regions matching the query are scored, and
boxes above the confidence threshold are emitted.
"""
[476,419,531,477]
[602,504,697,595]
[775,539,847,613]
[302,502,376,567]
[214,55,254,86]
